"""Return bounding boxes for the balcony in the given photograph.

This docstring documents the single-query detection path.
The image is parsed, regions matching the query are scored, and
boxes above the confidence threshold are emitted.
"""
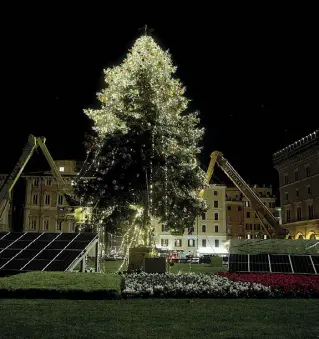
[284,214,319,224]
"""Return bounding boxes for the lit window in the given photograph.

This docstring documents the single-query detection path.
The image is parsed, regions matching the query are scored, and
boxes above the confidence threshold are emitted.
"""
[161,239,169,247]
[32,194,38,205]
[188,239,195,247]
[29,217,37,231]
[43,218,49,231]
[57,195,63,205]
[175,239,182,247]
[59,167,65,172]
[215,239,219,247]
[202,239,206,247]
[245,201,250,207]
[57,221,63,232]
[202,225,206,232]
[44,194,51,205]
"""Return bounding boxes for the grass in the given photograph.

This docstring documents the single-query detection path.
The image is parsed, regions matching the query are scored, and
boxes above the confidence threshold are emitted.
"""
[0,272,123,298]
[0,299,318,338]
[96,259,227,274]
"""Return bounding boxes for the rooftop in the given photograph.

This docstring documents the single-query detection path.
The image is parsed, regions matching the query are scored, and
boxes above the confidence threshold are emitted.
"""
[273,130,318,163]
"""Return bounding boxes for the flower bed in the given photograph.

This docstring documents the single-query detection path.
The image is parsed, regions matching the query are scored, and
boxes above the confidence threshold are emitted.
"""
[122,272,273,298]
[218,272,319,298]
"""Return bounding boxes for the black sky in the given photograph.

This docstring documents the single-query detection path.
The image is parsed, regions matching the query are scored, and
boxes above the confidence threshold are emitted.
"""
[0,7,317,191]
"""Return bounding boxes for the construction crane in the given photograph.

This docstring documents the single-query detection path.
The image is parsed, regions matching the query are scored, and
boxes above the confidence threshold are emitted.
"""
[0,134,90,225]
[201,151,287,239]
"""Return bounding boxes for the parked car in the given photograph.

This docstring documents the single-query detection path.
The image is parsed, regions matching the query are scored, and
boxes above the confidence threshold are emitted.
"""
[199,254,213,264]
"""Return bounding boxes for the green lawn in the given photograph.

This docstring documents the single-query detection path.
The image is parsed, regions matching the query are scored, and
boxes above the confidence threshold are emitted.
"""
[0,299,318,339]
[96,259,227,274]
[0,272,122,298]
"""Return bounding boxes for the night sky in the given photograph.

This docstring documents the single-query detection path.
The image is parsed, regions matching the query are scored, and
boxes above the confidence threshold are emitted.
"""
[1,9,317,193]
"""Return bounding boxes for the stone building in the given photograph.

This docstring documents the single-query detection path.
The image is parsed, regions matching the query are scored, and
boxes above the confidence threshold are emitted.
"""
[225,185,277,239]
[273,130,319,239]
[23,160,78,233]
[155,184,228,256]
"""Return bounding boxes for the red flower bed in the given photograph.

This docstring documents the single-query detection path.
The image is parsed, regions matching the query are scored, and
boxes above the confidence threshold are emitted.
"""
[218,272,319,298]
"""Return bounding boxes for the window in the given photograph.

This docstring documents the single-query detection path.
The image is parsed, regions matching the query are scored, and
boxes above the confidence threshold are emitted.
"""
[43,218,49,231]
[296,189,299,198]
[175,239,182,247]
[253,224,256,230]
[284,174,288,185]
[246,212,251,218]
[305,165,310,178]
[245,201,250,207]
[286,209,291,223]
[249,224,252,230]
[59,167,65,172]
[307,185,311,195]
[57,195,63,205]
[57,221,62,232]
[296,207,301,221]
[257,224,261,230]
[44,194,51,205]
[29,217,37,231]
[214,200,219,208]
[45,178,52,186]
[32,178,39,187]
[202,225,206,232]
[215,225,219,233]
[201,213,206,220]
[161,239,169,247]
[215,239,219,247]
[188,239,195,247]
[308,204,314,219]
[214,213,218,221]
[285,192,288,201]
[294,170,299,181]
[238,206,242,211]
[202,239,207,247]
[227,206,231,211]
[214,191,218,196]
[32,194,38,205]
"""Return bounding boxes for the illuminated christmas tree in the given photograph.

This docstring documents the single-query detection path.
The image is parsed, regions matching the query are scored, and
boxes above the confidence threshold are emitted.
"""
[75,33,207,243]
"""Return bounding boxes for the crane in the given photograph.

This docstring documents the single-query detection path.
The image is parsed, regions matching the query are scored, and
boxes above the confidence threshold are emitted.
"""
[0,134,90,225]
[201,151,287,239]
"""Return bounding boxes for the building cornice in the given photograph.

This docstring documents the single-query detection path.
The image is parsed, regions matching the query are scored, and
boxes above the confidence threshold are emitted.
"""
[273,130,319,168]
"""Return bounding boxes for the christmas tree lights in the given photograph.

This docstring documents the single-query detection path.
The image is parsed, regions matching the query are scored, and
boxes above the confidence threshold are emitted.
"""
[74,33,208,248]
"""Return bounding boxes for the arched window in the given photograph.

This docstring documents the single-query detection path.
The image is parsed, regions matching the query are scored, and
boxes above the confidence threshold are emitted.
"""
[298,234,304,240]
[309,234,316,240]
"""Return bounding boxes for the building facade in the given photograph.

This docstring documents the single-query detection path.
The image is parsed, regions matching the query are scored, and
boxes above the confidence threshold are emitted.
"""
[155,184,228,255]
[273,130,319,239]
[225,185,277,239]
[23,160,78,233]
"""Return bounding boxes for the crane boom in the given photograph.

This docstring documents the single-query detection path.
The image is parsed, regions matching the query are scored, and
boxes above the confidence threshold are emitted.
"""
[0,135,38,216]
[207,151,286,239]
[0,134,90,225]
